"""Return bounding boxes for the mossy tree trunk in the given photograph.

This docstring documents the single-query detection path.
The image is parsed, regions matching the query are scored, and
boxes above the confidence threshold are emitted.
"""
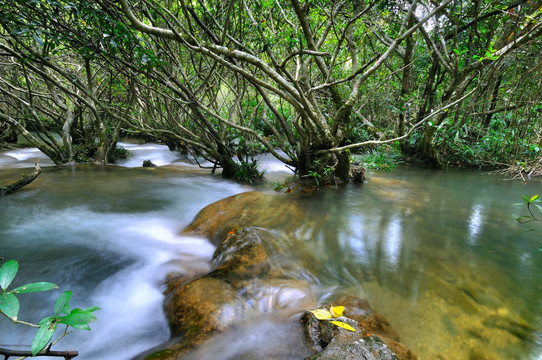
[0,163,42,196]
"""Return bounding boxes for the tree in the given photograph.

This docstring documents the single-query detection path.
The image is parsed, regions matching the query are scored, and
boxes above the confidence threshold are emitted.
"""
[113,0,451,180]
[2,0,542,177]
[0,0,134,164]
[409,0,542,166]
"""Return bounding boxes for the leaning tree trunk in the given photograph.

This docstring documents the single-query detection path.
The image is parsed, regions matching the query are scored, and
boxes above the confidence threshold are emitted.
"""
[0,163,42,196]
[419,123,442,168]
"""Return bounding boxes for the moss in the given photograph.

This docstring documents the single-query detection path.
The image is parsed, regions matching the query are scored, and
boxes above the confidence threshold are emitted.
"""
[143,349,175,360]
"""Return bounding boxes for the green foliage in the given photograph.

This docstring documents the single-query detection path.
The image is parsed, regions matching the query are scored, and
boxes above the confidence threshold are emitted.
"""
[3,0,542,174]
[273,178,290,191]
[436,113,542,167]
[303,170,322,187]
[0,260,99,356]
[361,146,402,171]
[513,194,542,253]
[111,145,129,161]
[233,160,265,183]
[514,194,542,224]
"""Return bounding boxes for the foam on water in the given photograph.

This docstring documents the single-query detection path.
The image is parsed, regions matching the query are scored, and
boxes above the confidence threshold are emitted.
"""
[0,150,248,359]
[114,142,185,167]
[0,205,217,360]
[0,148,54,169]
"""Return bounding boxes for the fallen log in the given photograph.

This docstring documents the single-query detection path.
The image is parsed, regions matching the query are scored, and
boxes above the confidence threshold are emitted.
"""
[0,163,42,196]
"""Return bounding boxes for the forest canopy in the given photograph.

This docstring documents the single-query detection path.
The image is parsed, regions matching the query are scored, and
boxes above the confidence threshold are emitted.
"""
[1,0,542,180]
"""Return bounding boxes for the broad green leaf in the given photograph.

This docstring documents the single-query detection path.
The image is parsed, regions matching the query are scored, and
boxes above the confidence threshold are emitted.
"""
[32,323,57,356]
[308,308,333,320]
[0,292,20,320]
[329,320,356,332]
[11,282,58,294]
[54,290,72,316]
[0,260,19,291]
[530,194,539,202]
[330,305,345,318]
[58,309,97,329]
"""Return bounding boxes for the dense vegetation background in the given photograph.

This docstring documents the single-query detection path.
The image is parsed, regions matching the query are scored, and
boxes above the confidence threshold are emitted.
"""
[1,0,542,181]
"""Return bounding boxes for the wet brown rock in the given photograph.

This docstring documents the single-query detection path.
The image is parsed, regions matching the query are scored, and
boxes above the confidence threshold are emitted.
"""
[164,277,238,337]
[143,191,416,360]
[182,191,303,245]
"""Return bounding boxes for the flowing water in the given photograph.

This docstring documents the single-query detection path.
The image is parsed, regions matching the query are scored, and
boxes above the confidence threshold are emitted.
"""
[1,144,541,359]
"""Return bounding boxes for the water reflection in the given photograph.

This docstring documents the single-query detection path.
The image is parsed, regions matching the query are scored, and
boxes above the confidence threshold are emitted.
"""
[296,169,542,360]
[467,203,483,246]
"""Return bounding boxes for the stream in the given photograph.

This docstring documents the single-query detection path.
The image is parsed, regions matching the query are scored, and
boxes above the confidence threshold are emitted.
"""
[1,143,542,359]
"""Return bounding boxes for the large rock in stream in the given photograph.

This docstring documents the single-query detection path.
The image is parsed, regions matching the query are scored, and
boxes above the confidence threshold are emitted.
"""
[137,191,416,360]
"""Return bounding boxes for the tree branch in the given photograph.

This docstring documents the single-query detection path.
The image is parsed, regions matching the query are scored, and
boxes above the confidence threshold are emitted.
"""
[0,347,78,359]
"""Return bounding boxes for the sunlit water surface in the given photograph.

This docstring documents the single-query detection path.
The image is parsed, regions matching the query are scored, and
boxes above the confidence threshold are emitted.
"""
[1,144,542,360]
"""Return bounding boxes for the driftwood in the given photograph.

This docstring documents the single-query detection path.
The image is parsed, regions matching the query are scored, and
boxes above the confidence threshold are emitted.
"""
[0,163,41,196]
[0,347,77,359]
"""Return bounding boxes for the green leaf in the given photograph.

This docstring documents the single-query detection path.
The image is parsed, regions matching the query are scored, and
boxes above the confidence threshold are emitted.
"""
[33,34,44,47]
[81,306,101,313]
[11,282,58,294]
[329,320,356,332]
[530,194,539,202]
[32,323,57,356]
[54,290,72,316]
[0,292,20,320]
[0,260,19,290]
[58,309,97,330]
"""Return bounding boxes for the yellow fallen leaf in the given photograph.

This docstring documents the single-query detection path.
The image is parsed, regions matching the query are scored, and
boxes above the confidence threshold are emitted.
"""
[308,308,333,320]
[330,320,356,332]
[330,305,345,317]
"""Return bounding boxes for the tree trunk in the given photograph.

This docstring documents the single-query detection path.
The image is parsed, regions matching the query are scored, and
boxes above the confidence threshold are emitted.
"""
[398,13,415,155]
[420,125,442,168]
[334,151,351,183]
[0,163,42,196]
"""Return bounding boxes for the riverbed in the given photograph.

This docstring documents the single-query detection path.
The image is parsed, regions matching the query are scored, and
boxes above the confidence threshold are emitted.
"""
[1,144,541,359]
